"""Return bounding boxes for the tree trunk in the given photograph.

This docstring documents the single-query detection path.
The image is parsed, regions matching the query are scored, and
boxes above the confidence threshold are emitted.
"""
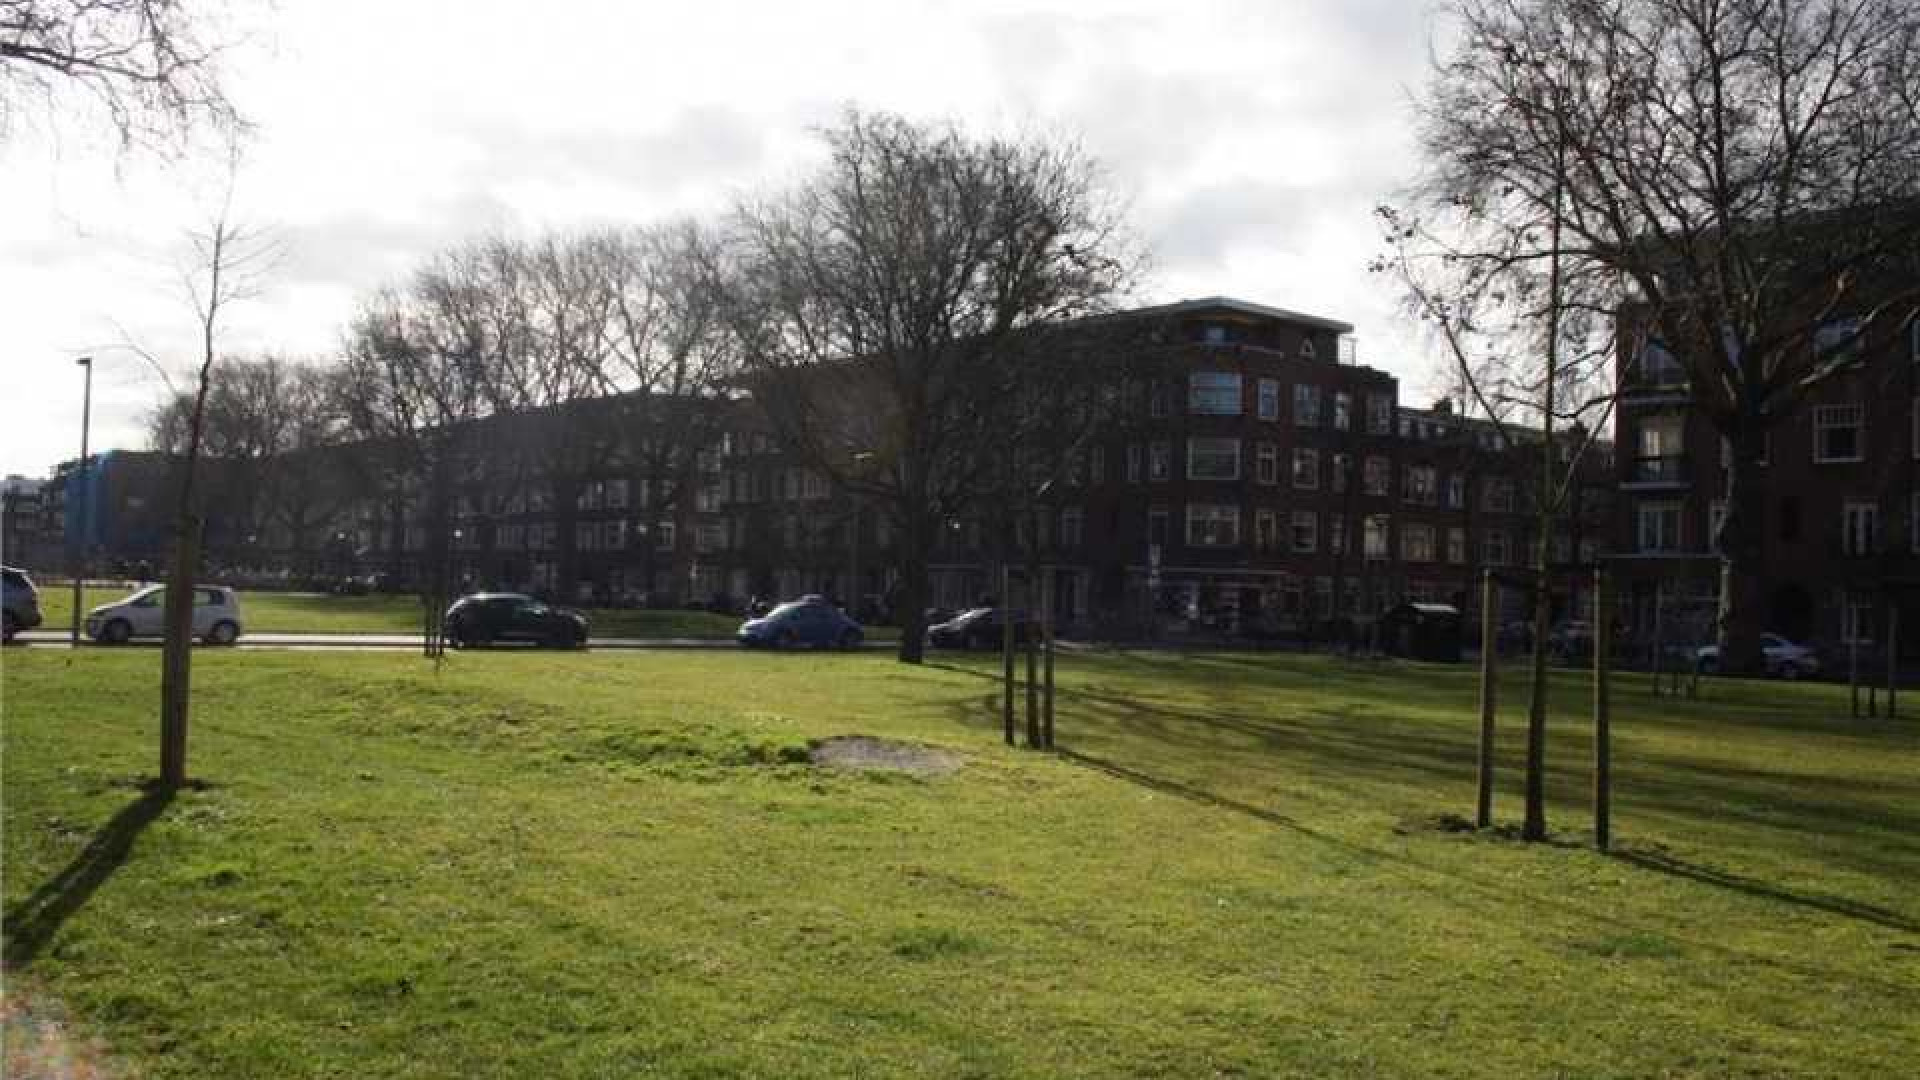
[1715,424,1767,675]
[894,510,929,664]
[159,515,201,788]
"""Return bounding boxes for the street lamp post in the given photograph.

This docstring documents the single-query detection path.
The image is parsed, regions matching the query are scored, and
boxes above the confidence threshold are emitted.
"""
[70,356,93,646]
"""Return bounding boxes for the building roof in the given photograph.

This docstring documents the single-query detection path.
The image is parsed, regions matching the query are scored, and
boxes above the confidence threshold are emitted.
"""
[1122,296,1355,335]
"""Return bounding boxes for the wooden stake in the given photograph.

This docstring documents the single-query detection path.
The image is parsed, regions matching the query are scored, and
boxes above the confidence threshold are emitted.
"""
[1887,604,1899,720]
[1002,565,1015,746]
[1476,569,1497,828]
[1593,565,1611,852]
[1043,567,1056,749]
[1025,569,1040,748]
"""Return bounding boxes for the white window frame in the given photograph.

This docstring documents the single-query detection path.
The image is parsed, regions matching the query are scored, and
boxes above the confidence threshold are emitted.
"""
[1257,378,1280,421]
[1185,504,1241,548]
[1636,501,1682,554]
[1294,384,1321,427]
[1841,499,1879,556]
[1189,372,1243,416]
[1255,442,1279,485]
[1290,510,1318,554]
[1363,514,1391,560]
[1254,508,1278,551]
[1292,447,1320,490]
[1813,405,1865,464]
[1187,437,1241,481]
[1401,523,1436,563]
[1362,456,1390,497]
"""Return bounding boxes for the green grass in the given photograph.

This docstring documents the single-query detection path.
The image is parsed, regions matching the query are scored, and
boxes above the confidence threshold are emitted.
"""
[3,650,1915,1078]
[30,586,805,639]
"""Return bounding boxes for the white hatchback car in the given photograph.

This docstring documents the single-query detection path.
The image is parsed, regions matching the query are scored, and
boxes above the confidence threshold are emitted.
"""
[86,585,245,645]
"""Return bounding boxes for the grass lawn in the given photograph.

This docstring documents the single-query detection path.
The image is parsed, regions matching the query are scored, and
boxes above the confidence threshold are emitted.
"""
[29,586,811,639]
[3,649,1915,1078]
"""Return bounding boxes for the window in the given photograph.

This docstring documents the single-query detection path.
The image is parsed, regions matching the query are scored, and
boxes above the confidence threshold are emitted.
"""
[1483,528,1511,565]
[1150,383,1170,419]
[1328,515,1347,555]
[1332,392,1352,431]
[603,520,626,549]
[1126,444,1143,483]
[1065,449,1085,486]
[1256,442,1279,485]
[1292,448,1320,489]
[1186,504,1240,547]
[1363,515,1391,559]
[1257,378,1280,421]
[696,483,724,513]
[1401,524,1436,562]
[1366,393,1394,434]
[1842,500,1878,556]
[1255,508,1278,551]
[1149,441,1172,482]
[1290,511,1318,553]
[1843,600,1876,645]
[1203,322,1229,344]
[1403,465,1437,506]
[1636,501,1682,553]
[654,521,676,551]
[576,522,601,550]
[1446,474,1465,509]
[1813,405,1864,463]
[1483,478,1516,513]
[695,524,725,555]
[1148,508,1170,547]
[1188,437,1241,480]
[1299,337,1317,360]
[1294,384,1321,426]
[1090,446,1105,484]
[1639,341,1685,385]
[1446,527,1467,564]
[1331,453,1352,494]
[606,478,629,510]
[1060,507,1084,548]
[1363,456,1391,496]
[1813,318,1863,365]
[1189,372,1242,415]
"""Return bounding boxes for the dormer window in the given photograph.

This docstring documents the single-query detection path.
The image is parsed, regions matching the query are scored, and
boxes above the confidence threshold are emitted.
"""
[1203,323,1228,345]
[1299,338,1317,359]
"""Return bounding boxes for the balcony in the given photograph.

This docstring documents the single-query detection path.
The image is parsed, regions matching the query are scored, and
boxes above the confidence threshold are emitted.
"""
[1621,454,1689,490]
[1619,377,1691,407]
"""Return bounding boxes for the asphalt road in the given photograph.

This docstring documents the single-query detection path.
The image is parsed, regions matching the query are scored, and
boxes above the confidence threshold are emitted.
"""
[9,631,894,651]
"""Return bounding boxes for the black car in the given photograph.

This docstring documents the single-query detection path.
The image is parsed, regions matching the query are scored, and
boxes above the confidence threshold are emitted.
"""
[927,607,1033,650]
[444,593,589,648]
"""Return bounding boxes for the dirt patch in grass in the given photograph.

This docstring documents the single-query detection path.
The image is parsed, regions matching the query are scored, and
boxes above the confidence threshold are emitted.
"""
[3,982,121,1079]
[809,736,961,776]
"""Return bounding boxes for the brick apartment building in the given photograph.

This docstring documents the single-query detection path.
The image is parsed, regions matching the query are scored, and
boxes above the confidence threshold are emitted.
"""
[26,297,1607,639]
[718,297,1607,637]
[1610,314,1920,653]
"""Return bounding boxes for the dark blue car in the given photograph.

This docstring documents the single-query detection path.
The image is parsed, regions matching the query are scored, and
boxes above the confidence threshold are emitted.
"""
[737,598,863,649]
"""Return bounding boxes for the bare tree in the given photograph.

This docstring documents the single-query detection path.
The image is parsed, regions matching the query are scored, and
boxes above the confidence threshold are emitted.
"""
[718,110,1140,663]
[155,155,277,788]
[597,222,738,602]
[149,355,351,567]
[1,0,241,150]
[1406,0,1920,677]
[336,251,503,651]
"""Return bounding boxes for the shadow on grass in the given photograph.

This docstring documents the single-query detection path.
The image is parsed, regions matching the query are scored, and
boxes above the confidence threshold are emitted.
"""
[3,783,176,972]
[1613,849,1920,935]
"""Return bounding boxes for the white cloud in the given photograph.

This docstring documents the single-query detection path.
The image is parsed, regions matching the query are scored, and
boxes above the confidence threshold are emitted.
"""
[0,0,1450,477]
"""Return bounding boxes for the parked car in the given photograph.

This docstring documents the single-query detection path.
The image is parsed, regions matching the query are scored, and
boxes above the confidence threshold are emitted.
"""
[85,585,244,645]
[737,598,864,649]
[926,607,1033,650]
[3,566,43,642]
[444,593,589,648]
[1695,634,1820,679]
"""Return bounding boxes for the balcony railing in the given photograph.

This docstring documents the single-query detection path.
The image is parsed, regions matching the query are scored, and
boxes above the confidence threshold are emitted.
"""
[1626,454,1688,485]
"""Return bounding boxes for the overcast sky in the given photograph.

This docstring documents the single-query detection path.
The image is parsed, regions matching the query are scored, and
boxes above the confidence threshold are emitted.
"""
[0,0,1446,481]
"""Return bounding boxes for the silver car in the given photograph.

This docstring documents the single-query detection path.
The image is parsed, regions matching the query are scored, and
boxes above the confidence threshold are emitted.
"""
[1695,633,1820,679]
[2,566,42,642]
[85,585,245,645]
